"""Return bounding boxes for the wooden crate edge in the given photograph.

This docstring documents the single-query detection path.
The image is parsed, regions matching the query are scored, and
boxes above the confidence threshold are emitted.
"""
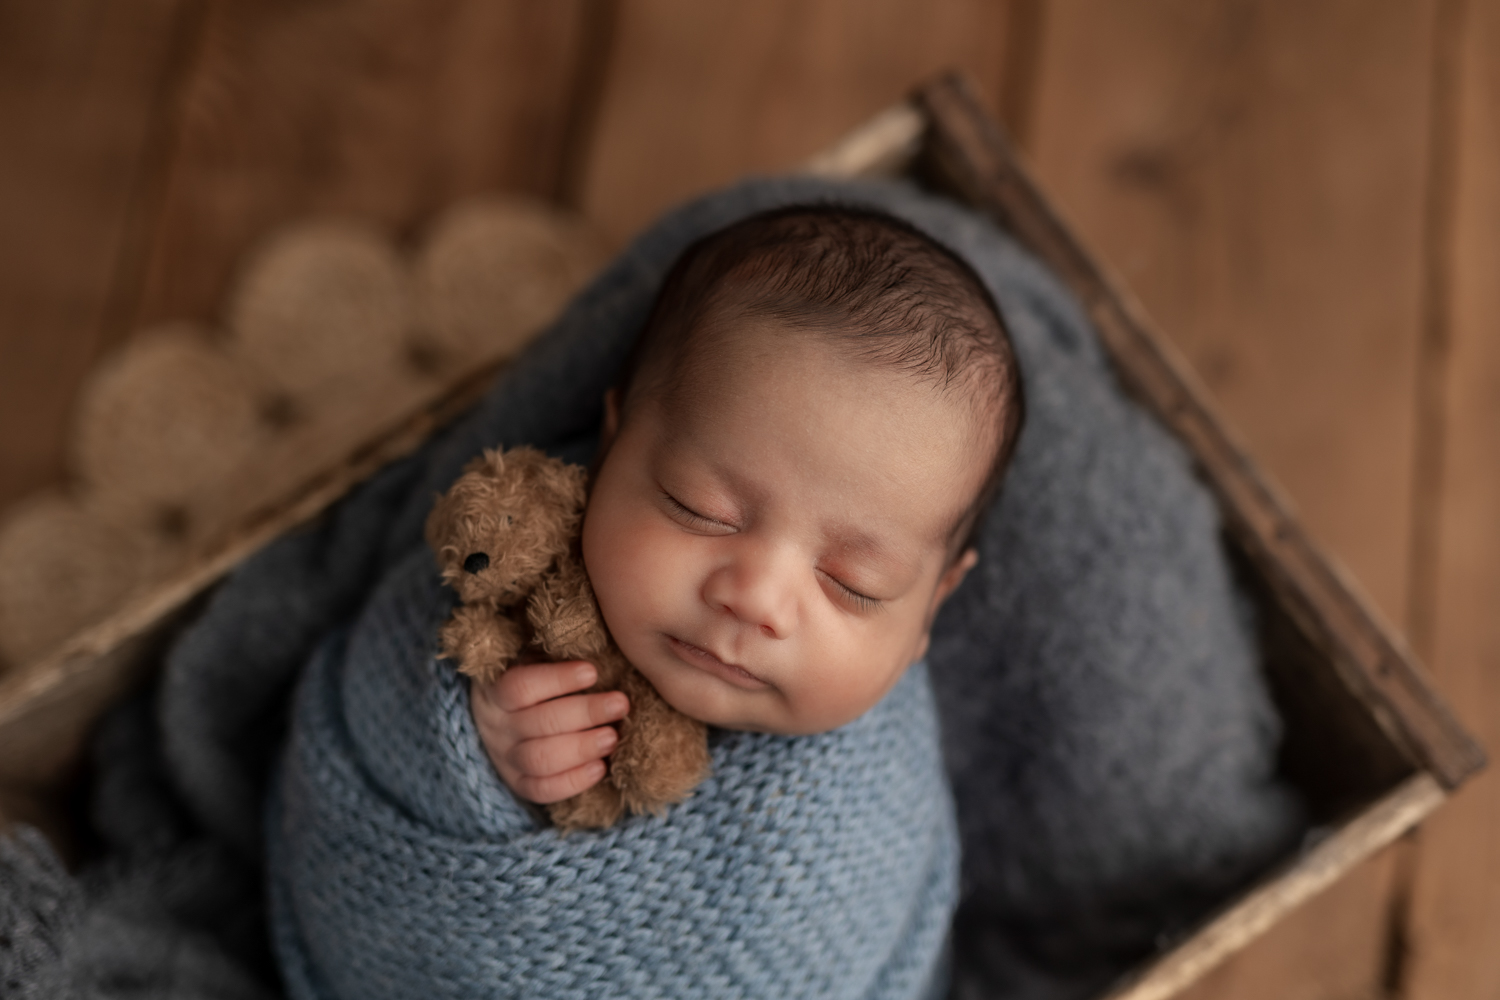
[1102,773,1445,1000]
[911,70,1485,789]
[0,357,506,780]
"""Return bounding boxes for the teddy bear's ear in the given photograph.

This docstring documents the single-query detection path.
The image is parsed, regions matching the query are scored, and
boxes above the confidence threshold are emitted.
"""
[461,449,507,480]
[521,449,587,515]
[492,447,582,512]
[424,453,503,557]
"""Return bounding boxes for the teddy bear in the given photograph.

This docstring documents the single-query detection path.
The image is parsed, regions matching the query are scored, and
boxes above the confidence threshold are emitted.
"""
[425,445,710,830]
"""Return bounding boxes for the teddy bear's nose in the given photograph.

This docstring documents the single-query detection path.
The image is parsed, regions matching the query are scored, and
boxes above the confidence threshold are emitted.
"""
[462,552,490,574]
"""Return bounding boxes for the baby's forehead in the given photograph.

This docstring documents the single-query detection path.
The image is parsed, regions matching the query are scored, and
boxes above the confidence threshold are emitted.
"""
[664,310,997,436]
[646,331,995,549]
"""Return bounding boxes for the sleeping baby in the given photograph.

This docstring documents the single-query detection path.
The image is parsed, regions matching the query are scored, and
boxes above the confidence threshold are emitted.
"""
[472,204,1024,808]
[267,204,1025,1000]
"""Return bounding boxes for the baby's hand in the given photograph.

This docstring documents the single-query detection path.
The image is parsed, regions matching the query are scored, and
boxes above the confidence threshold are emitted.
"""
[471,661,630,804]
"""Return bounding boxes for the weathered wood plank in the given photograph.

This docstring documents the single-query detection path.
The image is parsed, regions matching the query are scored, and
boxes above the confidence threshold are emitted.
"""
[1169,851,1401,1000]
[0,0,197,511]
[1028,0,1436,626]
[1022,1,1444,996]
[1106,776,1444,1000]
[1402,0,1500,994]
[576,0,1020,247]
[129,0,589,332]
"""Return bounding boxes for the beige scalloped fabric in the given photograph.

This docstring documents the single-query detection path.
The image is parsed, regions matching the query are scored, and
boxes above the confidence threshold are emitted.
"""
[0,199,605,669]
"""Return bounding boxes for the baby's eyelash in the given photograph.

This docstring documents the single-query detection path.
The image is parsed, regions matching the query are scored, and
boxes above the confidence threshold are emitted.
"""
[660,491,725,529]
[823,571,882,613]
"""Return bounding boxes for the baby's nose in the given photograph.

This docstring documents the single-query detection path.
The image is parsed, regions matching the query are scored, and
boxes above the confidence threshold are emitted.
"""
[702,548,796,639]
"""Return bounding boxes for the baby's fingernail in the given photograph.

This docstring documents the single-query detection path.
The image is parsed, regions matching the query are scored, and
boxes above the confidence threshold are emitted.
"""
[595,729,618,753]
[607,693,629,716]
[574,663,595,685]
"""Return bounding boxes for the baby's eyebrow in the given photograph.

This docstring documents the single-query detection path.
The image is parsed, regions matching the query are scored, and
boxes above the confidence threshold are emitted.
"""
[824,524,883,554]
[821,525,916,576]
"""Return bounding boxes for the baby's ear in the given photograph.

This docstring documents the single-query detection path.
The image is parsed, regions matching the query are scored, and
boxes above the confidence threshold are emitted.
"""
[911,548,979,663]
[934,548,979,607]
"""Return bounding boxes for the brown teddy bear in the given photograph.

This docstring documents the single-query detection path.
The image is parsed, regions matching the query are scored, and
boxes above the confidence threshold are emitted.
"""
[425,445,710,830]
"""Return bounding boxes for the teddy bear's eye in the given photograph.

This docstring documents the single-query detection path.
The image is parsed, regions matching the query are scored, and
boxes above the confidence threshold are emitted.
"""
[462,552,490,574]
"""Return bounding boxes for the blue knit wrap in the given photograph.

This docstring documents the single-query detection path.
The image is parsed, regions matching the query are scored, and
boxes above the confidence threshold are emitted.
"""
[268,548,958,1000]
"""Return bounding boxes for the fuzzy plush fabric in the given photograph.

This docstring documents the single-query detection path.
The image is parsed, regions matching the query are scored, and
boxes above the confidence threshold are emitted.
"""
[0,175,1303,1000]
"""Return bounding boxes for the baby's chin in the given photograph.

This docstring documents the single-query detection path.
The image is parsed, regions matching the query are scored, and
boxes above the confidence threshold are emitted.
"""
[646,666,868,737]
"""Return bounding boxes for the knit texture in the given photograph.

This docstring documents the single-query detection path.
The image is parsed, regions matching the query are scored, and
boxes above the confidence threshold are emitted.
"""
[0,175,1303,1000]
[268,549,958,1000]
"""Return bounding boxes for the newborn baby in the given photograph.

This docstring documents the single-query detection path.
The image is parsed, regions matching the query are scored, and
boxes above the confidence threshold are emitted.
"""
[472,204,1024,814]
[268,203,1025,1000]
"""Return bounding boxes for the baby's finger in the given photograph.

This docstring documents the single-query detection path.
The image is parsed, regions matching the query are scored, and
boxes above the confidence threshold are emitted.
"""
[512,759,608,805]
[509,726,619,780]
[511,691,629,741]
[490,661,597,713]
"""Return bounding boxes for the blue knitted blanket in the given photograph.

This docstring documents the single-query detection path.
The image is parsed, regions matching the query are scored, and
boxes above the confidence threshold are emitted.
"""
[268,550,957,1000]
[0,176,1303,1000]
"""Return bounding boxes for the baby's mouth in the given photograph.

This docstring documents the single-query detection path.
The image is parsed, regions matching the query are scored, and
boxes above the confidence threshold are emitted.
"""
[666,635,769,690]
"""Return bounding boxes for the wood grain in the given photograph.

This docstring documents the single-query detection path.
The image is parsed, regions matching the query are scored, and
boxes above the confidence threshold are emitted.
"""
[1024,1,1442,996]
[576,0,1020,247]
[0,0,199,511]
[1028,0,1437,626]
[129,0,589,332]
[1402,0,1500,994]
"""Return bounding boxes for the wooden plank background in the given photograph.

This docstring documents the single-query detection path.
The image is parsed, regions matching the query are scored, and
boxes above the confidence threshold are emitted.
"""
[0,0,1494,996]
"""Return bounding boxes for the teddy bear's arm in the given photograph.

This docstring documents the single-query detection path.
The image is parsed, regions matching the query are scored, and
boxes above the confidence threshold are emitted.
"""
[440,605,525,684]
[528,557,613,663]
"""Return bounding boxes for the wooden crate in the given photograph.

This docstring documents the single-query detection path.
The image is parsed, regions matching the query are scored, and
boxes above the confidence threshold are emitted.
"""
[0,72,1484,1000]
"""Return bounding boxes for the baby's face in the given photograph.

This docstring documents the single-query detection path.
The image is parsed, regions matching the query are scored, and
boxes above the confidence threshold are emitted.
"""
[582,322,984,735]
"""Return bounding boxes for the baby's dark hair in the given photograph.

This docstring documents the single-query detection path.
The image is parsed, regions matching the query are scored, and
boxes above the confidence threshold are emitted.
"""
[617,204,1025,553]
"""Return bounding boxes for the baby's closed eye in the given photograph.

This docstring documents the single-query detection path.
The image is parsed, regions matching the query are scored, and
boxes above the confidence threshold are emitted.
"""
[816,568,883,613]
[659,490,736,534]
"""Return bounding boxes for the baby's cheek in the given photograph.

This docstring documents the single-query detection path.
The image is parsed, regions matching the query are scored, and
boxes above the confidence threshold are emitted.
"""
[583,499,668,635]
[791,629,913,733]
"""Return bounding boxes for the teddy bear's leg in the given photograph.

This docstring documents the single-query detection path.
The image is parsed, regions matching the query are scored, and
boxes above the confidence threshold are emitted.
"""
[440,607,525,685]
[611,668,711,816]
[547,780,625,832]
